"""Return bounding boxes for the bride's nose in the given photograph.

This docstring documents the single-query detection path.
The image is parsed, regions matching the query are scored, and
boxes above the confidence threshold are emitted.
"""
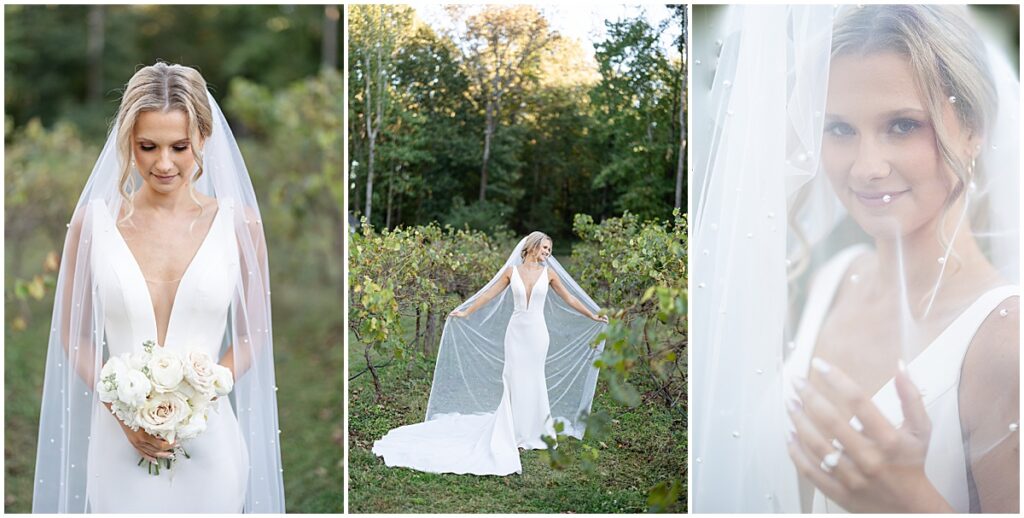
[849,138,891,183]
[154,151,175,174]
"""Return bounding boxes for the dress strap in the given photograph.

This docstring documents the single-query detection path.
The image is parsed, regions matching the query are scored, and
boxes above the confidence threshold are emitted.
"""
[784,245,871,384]
[873,284,1019,427]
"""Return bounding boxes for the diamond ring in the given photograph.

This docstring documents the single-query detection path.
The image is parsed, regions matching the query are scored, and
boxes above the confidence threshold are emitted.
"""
[820,449,842,473]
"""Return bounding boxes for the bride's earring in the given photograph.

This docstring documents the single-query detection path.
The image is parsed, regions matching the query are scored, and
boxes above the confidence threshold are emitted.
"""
[967,156,977,193]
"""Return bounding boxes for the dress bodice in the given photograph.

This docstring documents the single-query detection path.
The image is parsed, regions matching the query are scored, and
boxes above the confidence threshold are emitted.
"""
[783,245,1019,513]
[511,265,548,314]
[90,199,239,358]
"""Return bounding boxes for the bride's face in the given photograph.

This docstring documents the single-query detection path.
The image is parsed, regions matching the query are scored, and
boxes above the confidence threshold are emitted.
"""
[132,109,199,195]
[821,52,976,239]
[529,239,552,262]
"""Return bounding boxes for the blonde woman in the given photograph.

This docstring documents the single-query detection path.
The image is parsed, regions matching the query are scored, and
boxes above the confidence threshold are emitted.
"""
[692,4,1018,513]
[32,62,284,512]
[373,231,608,476]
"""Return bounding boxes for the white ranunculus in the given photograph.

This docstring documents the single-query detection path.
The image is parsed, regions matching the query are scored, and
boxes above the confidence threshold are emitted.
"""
[110,400,139,430]
[97,356,129,403]
[136,391,191,442]
[116,369,153,407]
[212,365,234,397]
[183,349,217,396]
[147,349,185,393]
[177,412,208,441]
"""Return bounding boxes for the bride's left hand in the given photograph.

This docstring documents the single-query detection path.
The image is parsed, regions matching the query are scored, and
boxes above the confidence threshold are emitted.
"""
[592,314,609,323]
[786,358,953,513]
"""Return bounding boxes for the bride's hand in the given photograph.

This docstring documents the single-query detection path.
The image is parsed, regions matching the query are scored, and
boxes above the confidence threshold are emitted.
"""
[786,358,951,513]
[592,314,609,323]
[449,309,468,319]
[119,422,175,463]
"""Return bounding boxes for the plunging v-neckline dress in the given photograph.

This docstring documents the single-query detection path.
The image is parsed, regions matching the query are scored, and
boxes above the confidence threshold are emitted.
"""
[84,199,249,512]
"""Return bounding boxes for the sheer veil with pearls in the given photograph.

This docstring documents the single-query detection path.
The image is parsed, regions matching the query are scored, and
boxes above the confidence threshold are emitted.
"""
[31,91,285,512]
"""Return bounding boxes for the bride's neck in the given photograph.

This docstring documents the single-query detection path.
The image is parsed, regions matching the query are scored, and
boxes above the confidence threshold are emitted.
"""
[135,184,195,214]
[871,213,988,302]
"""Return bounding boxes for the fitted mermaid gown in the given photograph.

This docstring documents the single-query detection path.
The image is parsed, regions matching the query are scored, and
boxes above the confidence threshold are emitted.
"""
[372,265,557,475]
[85,199,249,512]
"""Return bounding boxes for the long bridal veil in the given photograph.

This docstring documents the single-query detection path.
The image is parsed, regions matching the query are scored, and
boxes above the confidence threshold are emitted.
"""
[692,5,1018,512]
[32,91,285,512]
[427,237,605,440]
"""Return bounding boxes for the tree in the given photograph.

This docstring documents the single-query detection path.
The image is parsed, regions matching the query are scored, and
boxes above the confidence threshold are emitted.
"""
[671,5,686,211]
[589,12,679,221]
[348,5,414,223]
[447,5,556,202]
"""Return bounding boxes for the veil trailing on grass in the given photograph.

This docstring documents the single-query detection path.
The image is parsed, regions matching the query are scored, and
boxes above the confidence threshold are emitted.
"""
[692,4,1018,512]
[426,237,606,438]
[32,92,285,512]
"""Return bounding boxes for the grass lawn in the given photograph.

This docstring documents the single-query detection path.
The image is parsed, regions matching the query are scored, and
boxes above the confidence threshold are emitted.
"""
[347,331,685,513]
[4,258,343,513]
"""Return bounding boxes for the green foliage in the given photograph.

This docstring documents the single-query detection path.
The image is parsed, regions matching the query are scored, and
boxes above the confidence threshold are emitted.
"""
[348,221,513,397]
[348,7,685,240]
[4,5,339,133]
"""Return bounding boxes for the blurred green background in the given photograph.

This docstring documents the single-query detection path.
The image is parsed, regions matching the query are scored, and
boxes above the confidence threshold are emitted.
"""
[4,4,342,513]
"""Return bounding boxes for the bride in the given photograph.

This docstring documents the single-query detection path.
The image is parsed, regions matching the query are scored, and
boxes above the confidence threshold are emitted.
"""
[692,5,1018,513]
[372,231,608,475]
[31,62,285,512]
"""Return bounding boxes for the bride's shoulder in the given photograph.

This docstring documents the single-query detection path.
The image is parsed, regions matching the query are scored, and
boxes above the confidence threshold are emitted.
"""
[963,293,1019,381]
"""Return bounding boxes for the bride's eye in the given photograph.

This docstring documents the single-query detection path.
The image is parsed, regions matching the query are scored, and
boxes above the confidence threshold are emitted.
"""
[173,145,189,152]
[825,122,855,138]
[139,144,156,151]
[889,118,921,136]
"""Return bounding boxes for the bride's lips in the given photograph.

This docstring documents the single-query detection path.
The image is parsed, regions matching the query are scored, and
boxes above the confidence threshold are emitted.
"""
[852,188,910,208]
[151,172,180,184]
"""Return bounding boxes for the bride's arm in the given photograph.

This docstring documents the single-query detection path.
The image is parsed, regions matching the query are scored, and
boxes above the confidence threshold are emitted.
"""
[219,207,266,379]
[549,270,607,322]
[958,296,1019,513]
[450,267,513,317]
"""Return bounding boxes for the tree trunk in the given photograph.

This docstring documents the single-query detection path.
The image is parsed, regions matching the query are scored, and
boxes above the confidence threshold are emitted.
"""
[674,7,687,210]
[385,166,394,229]
[321,6,340,71]
[479,101,495,202]
[364,344,383,400]
[674,76,686,210]
[86,6,105,103]
[424,310,437,356]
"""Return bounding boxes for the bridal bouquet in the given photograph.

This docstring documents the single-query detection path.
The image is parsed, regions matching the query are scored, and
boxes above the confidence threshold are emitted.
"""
[96,340,234,475]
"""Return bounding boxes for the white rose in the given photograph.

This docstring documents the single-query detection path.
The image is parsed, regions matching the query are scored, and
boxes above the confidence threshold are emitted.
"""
[212,365,234,397]
[147,349,185,393]
[97,356,129,403]
[177,412,208,441]
[136,391,191,442]
[116,369,153,407]
[183,350,217,397]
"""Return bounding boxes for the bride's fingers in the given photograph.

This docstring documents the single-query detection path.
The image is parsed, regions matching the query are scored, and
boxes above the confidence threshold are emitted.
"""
[786,393,867,490]
[787,432,848,501]
[810,358,896,446]
[793,380,875,487]
[894,362,930,440]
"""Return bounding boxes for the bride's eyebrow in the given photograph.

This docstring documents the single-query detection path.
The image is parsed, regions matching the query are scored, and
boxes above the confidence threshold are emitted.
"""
[881,108,928,119]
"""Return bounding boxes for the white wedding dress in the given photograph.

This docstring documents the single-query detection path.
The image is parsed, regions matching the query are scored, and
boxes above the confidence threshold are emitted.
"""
[784,246,1019,513]
[372,265,557,475]
[85,198,249,512]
